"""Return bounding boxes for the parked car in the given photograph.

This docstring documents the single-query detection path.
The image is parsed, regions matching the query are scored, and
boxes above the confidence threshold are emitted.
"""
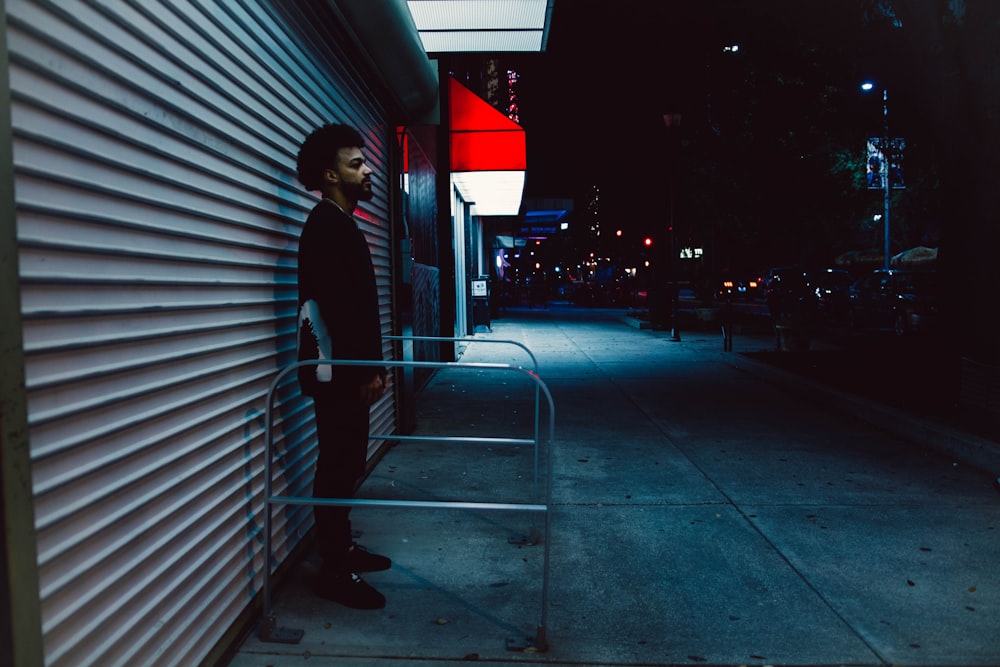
[765,267,851,323]
[765,267,808,317]
[848,269,939,336]
[804,269,853,324]
[715,272,764,301]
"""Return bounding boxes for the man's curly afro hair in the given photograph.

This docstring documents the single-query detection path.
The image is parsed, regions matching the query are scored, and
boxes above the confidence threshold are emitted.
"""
[296,124,366,192]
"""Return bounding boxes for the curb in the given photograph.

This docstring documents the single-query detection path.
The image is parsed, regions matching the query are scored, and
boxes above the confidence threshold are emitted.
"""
[726,351,1000,475]
[620,315,653,329]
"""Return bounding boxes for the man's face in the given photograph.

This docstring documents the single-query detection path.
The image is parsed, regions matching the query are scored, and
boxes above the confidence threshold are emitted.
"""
[329,146,373,203]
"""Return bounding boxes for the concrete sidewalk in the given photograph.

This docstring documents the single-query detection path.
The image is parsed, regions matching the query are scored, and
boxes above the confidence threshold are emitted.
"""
[229,306,1000,667]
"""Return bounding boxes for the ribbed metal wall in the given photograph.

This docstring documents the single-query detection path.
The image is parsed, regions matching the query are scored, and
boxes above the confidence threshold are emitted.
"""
[9,0,397,664]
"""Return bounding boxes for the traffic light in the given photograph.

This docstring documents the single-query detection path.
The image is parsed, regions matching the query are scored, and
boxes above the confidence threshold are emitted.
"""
[644,237,653,247]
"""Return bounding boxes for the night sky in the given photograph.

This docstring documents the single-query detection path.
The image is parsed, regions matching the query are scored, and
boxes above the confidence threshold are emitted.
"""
[515,1,869,234]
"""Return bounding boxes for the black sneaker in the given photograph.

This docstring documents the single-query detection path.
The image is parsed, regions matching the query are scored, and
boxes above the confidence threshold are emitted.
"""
[346,543,391,572]
[319,572,386,610]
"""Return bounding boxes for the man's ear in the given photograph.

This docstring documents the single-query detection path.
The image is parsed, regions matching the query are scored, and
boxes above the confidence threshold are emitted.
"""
[324,167,339,185]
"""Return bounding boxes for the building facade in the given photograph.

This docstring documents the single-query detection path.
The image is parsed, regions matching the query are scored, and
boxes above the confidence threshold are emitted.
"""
[0,1,437,664]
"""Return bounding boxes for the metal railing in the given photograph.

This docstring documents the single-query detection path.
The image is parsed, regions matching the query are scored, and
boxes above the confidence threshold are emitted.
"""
[386,336,544,503]
[259,337,555,652]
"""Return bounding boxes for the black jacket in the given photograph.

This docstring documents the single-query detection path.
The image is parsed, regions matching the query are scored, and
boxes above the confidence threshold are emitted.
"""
[296,200,383,395]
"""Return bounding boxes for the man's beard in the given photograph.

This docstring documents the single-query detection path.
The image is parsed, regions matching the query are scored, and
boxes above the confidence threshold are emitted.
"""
[345,180,373,202]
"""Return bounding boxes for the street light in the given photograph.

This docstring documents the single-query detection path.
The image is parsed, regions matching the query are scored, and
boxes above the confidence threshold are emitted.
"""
[663,113,682,341]
[862,81,891,270]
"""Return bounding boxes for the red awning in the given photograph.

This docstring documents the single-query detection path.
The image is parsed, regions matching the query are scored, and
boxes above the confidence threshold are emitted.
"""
[449,77,525,216]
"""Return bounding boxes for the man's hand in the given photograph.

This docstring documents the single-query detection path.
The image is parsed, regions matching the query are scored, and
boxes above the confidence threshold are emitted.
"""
[359,369,389,406]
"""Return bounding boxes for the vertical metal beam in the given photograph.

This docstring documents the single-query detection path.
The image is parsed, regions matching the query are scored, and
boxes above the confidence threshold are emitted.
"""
[882,88,891,271]
[390,126,412,432]
[436,60,456,360]
[0,1,44,663]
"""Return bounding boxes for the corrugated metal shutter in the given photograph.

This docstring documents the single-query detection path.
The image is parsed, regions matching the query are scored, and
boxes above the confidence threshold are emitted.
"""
[10,1,397,665]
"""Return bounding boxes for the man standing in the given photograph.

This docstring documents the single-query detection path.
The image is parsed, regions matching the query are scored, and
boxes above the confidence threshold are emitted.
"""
[295,124,391,609]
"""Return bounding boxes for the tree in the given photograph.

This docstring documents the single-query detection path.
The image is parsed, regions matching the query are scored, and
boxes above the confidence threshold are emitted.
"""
[887,0,1000,364]
[673,1,891,271]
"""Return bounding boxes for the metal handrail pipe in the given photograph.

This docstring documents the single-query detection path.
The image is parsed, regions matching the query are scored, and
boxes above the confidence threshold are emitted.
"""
[387,335,543,503]
[261,352,555,651]
[268,496,547,512]
[385,335,540,376]
[368,434,535,446]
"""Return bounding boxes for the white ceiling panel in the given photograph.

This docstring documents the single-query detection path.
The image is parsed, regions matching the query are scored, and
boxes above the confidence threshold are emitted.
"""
[408,0,547,28]
[418,30,544,52]
[407,0,552,52]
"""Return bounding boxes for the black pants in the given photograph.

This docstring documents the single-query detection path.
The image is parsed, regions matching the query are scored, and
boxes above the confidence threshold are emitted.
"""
[312,388,369,571]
